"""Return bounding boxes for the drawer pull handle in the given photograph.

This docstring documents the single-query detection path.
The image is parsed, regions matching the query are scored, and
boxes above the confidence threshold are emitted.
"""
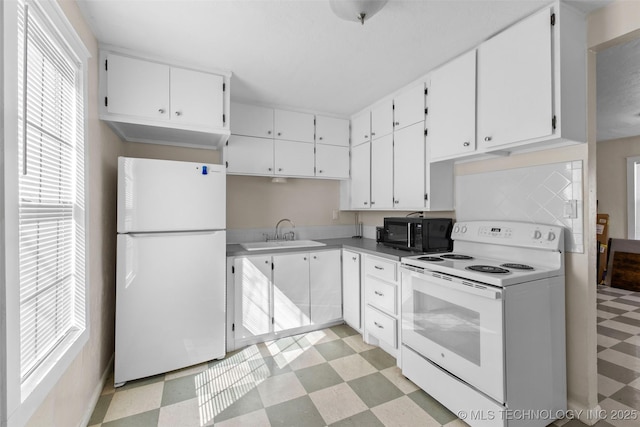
[374,266,384,270]
[374,291,384,296]
[374,322,384,329]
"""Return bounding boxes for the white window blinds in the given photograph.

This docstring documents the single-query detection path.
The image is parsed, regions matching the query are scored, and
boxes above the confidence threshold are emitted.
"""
[17,1,86,382]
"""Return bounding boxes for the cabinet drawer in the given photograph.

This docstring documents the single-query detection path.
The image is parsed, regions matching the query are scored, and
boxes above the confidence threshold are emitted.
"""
[365,305,396,348]
[365,256,397,282]
[365,277,396,315]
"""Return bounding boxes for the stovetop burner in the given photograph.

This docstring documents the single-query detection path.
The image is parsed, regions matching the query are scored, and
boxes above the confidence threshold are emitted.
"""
[466,265,510,274]
[418,256,444,262]
[501,263,534,270]
[440,254,474,260]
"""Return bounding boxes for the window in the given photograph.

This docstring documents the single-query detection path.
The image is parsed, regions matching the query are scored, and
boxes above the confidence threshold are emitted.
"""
[627,156,640,239]
[16,0,88,396]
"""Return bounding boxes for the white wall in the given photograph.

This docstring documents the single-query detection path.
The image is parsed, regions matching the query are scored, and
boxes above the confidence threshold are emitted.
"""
[596,135,640,240]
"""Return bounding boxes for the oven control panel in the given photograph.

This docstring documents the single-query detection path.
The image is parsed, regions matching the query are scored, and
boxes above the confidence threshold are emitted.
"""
[451,221,564,251]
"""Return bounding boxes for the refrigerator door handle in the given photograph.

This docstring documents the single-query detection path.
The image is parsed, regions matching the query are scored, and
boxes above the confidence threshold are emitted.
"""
[127,230,224,238]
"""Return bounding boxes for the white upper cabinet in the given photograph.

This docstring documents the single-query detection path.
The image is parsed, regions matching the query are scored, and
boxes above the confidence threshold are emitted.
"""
[316,116,349,147]
[274,109,315,143]
[478,7,552,150]
[274,140,315,177]
[100,51,230,149]
[351,142,371,209]
[370,134,394,210]
[351,111,371,146]
[230,103,274,138]
[227,102,348,179]
[170,67,224,128]
[225,135,274,175]
[394,122,426,209]
[316,145,349,179]
[371,100,393,140]
[393,83,425,132]
[429,50,477,161]
[106,54,170,121]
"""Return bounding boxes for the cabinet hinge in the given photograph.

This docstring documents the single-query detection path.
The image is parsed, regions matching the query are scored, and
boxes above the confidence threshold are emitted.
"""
[552,115,557,130]
[424,129,428,136]
[105,59,108,71]
[272,262,274,270]
[392,104,395,110]
[425,108,428,116]
[232,323,235,331]
[223,114,226,124]
[104,97,108,107]
[232,265,235,274]
[225,161,229,168]
[424,88,428,95]
[551,13,556,26]
[425,193,429,201]
[226,140,229,147]
[223,82,226,92]
[314,166,316,173]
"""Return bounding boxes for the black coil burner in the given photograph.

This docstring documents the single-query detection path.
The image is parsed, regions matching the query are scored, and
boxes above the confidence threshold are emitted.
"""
[440,254,474,260]
[466,265,510,274]
[417,256,445,262]
[501,263,534,270]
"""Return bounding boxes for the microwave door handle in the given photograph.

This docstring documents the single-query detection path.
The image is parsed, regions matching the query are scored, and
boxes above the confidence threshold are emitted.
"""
[407,223,412,248]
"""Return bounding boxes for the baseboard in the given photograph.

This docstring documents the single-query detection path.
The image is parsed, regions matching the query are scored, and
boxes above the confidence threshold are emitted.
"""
[567,398,602,426]
[78,354,114,427]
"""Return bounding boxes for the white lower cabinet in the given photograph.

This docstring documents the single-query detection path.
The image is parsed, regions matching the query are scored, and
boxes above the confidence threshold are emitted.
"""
[310,251,342,324]
[363,254,401,359]
[273,253,311,331]
[342,250,361,331]
[229,249,343,349]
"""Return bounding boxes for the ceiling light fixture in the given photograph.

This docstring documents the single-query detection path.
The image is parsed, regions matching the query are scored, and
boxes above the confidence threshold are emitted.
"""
[329,0,388,25]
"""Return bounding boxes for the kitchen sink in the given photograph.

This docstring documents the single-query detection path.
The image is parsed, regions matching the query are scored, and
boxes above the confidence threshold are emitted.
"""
[240,240,327,251]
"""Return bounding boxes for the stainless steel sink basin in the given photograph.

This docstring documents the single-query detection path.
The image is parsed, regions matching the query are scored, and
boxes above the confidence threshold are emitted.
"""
[240,240,327,251]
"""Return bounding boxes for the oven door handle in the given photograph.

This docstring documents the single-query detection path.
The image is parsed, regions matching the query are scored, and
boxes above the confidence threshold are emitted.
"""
[401,266,502,300]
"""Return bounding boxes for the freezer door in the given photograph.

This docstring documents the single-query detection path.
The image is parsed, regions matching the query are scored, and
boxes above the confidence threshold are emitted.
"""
[117,157,225,233]
[115,230,226,385]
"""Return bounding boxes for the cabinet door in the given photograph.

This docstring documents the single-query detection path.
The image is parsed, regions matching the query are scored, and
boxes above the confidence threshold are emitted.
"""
[273,253,310,331]
[230,102,274,138]
[310,250,342,325]
[226,135,274,175]
[394,83,425,131]
[342,250,361,330]
[477,7,553,149]
[394,122,425,209]
[316,116,349,147]
[430,50,477,160]
[316,144,349,179]
[274,109,315,143]
[234,256,272,340]
[274,140,315,177]
[106,53,170,121]
[170,67,224,128]
[371,100,393,140]
[351,111,371,147]
[370,134,394,209]
[350,142,371,209]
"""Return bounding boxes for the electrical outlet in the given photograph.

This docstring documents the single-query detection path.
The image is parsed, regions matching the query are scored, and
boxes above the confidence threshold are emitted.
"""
[563,200,578,219]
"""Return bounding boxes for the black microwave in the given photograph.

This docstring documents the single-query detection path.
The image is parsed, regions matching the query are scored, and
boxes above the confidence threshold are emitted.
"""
[381,217,453,252]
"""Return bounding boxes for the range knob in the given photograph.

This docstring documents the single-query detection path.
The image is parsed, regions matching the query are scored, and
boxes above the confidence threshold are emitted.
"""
[461,226,467,233]
[453,226,460,233]
[547,232,556,241]
[532,230,542,239]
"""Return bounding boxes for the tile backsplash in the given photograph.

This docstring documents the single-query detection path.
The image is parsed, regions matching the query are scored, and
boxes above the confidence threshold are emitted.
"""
[456,161,583,253]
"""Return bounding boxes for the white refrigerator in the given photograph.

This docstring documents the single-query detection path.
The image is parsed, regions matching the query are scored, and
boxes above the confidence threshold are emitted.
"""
[114,157,226,386]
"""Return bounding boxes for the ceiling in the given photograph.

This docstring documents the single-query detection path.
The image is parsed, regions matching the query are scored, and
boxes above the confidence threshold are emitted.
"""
[597,37,640,142]
[78,0,610,119]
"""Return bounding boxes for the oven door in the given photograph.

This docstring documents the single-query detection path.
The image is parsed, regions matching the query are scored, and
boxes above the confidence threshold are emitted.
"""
[401,266,504,403]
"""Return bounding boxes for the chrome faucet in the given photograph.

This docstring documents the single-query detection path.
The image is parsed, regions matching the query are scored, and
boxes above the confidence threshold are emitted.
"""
[274,218,296,241]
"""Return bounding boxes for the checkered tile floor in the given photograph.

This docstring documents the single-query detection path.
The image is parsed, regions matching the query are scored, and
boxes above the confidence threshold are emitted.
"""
[89,325,467,426]
[88,286,640,427]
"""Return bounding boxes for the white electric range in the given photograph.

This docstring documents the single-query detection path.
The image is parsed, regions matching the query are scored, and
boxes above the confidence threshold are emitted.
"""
[400,220,567,427]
